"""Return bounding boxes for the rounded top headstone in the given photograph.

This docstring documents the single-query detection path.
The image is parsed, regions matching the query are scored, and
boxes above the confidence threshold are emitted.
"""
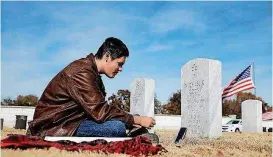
[242,99,262,104]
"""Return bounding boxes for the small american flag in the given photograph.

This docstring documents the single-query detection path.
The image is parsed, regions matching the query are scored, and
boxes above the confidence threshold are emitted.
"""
[222,65,255,99]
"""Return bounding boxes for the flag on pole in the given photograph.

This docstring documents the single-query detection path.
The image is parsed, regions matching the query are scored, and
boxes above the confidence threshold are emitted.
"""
[222,64,255,99]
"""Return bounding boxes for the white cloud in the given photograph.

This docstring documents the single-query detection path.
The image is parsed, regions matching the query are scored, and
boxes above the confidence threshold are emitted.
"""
[1,5,149,100]
[1,3,271,106]
[149,9,206,33]
[143,43,173,53]
[2,32,42,61]
[255,64,272,75]
[1,61,54,99]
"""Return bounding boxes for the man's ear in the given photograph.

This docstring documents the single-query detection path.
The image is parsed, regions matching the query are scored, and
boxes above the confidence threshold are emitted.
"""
[105,53,111,62]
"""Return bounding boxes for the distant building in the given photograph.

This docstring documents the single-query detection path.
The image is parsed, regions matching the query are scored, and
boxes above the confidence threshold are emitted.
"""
[262,111,272,121]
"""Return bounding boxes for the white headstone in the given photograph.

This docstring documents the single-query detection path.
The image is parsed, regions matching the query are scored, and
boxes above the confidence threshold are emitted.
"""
[241,100,262,133]
[130,78,155,133]
[181,58,222,138]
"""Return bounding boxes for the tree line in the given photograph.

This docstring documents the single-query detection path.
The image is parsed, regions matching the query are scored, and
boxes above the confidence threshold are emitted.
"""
[1,90,272,117]
[1,95,38,106]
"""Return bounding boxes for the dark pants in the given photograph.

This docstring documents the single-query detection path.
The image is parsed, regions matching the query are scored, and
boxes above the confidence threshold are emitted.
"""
[74,120,127,137]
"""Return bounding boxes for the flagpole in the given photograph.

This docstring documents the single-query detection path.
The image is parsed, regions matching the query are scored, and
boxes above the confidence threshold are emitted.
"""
[252,62,256,96]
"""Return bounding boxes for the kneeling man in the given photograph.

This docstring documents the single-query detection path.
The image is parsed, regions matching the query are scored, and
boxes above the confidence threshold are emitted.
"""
[27,37,156,139]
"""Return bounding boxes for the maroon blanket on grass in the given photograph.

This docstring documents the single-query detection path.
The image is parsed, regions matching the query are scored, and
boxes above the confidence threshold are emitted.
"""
[1,134,167,156]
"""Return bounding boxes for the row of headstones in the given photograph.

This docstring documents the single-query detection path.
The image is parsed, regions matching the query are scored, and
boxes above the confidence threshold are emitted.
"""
[130,58,263,138]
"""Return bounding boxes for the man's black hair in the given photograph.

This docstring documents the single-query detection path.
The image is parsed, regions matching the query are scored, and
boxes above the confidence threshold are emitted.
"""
[95,37,129,60]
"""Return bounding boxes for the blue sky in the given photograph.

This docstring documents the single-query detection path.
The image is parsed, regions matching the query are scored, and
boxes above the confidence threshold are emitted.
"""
[1,1,272,105]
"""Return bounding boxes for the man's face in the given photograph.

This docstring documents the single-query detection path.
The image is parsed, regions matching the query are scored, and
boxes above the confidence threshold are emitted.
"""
[104,56,126,78]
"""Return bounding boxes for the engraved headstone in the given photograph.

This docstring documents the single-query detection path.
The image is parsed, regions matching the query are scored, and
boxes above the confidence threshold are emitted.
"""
[241,100,262,133]
[181,58,222,138]
[130,78,155,133]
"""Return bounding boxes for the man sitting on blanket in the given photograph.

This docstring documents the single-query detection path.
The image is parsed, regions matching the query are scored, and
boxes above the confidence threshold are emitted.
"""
[27,37,157,143]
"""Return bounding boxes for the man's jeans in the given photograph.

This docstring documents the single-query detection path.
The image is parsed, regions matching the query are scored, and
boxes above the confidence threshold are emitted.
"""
[74,120,127,137]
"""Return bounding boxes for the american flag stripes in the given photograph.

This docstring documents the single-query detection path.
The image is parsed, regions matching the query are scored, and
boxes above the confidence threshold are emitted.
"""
[222,65,255,99]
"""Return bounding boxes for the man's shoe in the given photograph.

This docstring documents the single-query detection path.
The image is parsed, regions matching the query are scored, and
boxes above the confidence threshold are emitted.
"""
[127,127,159,144]
[127,127,149,137]
[140,133,159,145]
[127,114,159,144]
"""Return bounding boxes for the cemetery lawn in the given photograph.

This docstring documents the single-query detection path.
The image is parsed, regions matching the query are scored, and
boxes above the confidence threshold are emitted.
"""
[1,127,272,157]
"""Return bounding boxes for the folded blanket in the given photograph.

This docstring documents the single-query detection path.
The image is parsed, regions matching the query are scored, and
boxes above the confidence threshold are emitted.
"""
[1,134,167,156]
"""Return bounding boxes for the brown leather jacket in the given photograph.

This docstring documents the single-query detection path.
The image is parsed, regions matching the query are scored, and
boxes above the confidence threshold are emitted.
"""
[27,53,134,137]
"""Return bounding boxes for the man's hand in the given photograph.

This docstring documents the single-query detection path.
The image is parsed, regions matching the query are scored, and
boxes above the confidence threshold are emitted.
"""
[133,116,156,128]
